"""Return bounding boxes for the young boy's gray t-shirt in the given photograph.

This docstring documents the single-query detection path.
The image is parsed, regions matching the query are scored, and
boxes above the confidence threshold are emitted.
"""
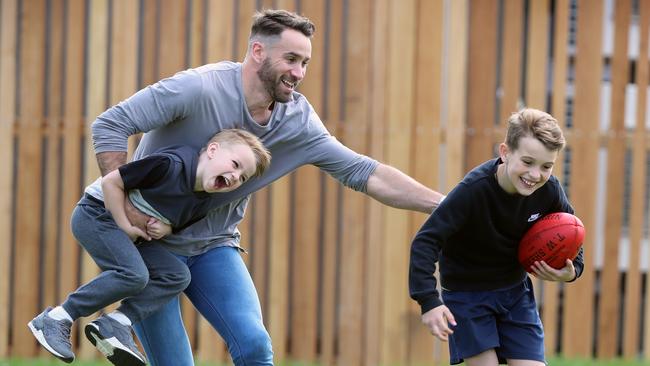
[87,61,378,255]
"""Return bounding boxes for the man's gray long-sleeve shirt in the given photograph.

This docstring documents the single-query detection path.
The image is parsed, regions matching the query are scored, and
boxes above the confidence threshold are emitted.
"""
[87,61,378,255]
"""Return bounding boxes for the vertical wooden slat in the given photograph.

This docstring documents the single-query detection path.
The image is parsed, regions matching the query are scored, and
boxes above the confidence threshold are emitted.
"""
[250,191,270,318]
[320,1,344,364]
[267,177,291,361]
[288,0,325,361]
[109,6,140,356]
[544,0,571,356]
[158,0,188,78]
[79,0,109,359]
[236,0,256,60]
[205,0,235,62]
[12,0,46,357]
[0,0,17,358]
[319,177,340,366]
[525,0,550,109]
[466,0,498,168]
[335,0,371,364]
[625,0,649,359]
[58,0,85,341]
[407,0,444,364]
[499,0,524,124]
[111,0,139,151]
[379,1,417,365]
[259,0,274,9]
[139,0,158,87]
[597,0,631,358]
[42,0,64,316]
[289,162,320,359]
[563,0,602,357]
[59,0,86,296]
[188,0,205,68]
[445,0,469,188]
[364,0,389,364]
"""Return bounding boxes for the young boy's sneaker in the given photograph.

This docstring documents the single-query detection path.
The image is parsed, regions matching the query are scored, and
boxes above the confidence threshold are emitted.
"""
[27,307,75,363]
[84,315,147,366]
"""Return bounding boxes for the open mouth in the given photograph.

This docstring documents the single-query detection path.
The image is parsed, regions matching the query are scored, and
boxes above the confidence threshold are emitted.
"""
[215,176,230,189]
[281,77,297,90]
[520,177,537,189]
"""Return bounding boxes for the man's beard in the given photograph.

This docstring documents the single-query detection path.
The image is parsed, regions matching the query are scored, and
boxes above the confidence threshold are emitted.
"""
[257,58,294,103]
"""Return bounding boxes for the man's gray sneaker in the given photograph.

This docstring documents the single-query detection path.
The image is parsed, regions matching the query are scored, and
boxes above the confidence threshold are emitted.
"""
[84,315,147,366]
[27,307,75,363]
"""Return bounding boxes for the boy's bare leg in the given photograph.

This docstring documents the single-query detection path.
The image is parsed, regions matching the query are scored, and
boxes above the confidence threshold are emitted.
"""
[466,349,499,366]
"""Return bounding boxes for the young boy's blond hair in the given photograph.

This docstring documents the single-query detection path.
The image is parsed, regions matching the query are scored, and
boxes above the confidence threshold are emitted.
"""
[203,129,271,179]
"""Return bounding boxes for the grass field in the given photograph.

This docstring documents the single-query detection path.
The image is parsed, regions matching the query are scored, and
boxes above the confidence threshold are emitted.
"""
[1,357,650,366]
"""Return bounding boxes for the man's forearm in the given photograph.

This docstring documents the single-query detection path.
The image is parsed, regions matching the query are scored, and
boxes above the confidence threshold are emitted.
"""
[366,164,445,214]
[96,151,128,176]
[97,151,152,230]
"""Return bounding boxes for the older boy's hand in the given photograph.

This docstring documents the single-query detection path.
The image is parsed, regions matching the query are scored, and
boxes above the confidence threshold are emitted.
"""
[421,305,456,342]
[530,259,575,282]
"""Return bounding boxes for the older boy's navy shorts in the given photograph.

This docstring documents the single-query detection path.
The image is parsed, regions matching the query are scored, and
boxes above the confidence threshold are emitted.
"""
[441,276,545,365]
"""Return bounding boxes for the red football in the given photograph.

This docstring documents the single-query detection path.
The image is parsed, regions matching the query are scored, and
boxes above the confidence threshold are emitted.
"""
[518,212,585,272]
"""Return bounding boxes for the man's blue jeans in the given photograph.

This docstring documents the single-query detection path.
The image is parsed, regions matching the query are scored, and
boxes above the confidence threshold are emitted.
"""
[133,246,274,366]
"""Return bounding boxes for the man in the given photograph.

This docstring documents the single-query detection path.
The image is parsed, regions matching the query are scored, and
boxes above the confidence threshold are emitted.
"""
[90,9,444,366]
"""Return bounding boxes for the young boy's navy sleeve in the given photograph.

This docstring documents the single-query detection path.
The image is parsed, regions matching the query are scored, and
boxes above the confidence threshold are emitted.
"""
[119,155,173,190]
[409,184,470,314]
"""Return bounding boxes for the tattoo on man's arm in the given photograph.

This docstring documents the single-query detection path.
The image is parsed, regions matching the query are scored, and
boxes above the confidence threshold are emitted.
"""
[96,151,128,176]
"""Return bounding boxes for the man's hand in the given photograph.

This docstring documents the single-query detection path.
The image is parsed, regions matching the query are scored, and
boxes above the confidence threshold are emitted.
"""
[147,218,172,239]
[530,259,576,282]
[122,225,151,242]
[421,305,457,342]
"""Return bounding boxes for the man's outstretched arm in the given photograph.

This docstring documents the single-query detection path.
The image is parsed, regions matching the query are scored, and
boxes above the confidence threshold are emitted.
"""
[365,163,445,214]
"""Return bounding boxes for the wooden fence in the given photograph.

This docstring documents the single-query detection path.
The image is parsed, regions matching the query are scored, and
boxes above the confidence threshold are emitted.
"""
[2,0,650,364]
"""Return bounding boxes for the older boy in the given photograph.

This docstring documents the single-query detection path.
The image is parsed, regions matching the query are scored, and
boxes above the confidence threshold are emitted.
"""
[409,109,584,365]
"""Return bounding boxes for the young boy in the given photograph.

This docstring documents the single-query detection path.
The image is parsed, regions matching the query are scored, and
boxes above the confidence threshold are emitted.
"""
[28,129,271,365]
[409,108,584,365]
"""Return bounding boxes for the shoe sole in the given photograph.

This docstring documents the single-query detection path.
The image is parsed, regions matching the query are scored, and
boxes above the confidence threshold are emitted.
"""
[27,321,74,363]
[84,322,146,366]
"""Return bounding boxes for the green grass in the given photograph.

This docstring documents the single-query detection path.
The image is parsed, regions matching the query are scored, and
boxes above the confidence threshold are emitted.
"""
[1,358,649,365]
[0,359,319,366]
[546,357,650,366]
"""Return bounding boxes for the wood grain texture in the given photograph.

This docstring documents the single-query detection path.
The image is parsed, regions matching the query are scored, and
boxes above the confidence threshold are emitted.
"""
[562,0,602,357]
[0,0,17,358]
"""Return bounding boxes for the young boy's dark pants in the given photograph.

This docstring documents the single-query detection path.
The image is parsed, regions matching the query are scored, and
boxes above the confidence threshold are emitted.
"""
[61,195,191,322]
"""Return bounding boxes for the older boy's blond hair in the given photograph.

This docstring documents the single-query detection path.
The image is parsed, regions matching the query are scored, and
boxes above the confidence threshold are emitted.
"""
[204,129,271,178]
[505,108,565,152]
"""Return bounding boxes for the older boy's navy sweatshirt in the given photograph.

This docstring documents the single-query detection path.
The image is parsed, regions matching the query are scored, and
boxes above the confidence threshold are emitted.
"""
[409,158,585,314]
